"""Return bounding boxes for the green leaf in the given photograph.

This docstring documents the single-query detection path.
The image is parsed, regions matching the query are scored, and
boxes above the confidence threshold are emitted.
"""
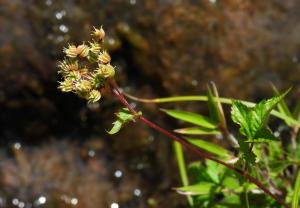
[174,126,220,135]
[107,108,141,134]
[107,120,123,134]
[222,176,240,190]
[206,160,221,184]
[238,140,256,164]
[142,94,300,127]
[173,142,194,206]
[245,128,277,143]
[272,85,293,125]
[117,108,135,121]
[162,109,217,129]
[292,170,300,208]
[187,138,232,159]
[231,89,290,142]
[293,101,300,119]
[175,182,215,195]
[207,85,221,123]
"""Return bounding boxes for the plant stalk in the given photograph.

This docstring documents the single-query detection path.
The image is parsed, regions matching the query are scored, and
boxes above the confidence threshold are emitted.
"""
[108,79,288,208]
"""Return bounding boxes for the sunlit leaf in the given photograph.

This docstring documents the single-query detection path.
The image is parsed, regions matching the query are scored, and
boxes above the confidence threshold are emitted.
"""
[175,182,215,195]
[272,85,293,126]
[292,170,300,208]
[231,89,290,142]
[187,138,231,159]
[162,109,217,129]
[293,101,300,119]
[207,84,220,123]
[206,160,221,184]
[107,108,141,134]
[174,126,220,135]
[107,120,123,134]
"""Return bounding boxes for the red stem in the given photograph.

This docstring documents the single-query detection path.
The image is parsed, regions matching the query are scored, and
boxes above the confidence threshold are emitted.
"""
[108,79,288,208]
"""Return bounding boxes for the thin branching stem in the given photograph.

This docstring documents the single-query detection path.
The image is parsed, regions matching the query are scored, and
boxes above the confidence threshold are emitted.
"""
[107,79,288,208]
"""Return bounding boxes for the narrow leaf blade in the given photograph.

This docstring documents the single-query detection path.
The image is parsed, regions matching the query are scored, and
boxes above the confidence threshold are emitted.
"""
[187,138,231,159]
[162,109,217,129]
[175,182,215,195]
[175,127,220,135]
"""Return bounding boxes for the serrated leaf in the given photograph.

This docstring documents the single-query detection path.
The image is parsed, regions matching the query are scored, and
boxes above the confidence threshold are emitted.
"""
[175,182,215,195]
[231,89,290,142]
[187,138,232,159]
[117,108,135,121]
[174,126,220,135]
[238,140,256,164]
[245,127,277,143]
[162,109,217,129]
[107,108,141,135]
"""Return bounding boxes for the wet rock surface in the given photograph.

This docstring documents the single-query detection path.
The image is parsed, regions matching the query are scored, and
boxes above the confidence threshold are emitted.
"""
[1,0,300,207]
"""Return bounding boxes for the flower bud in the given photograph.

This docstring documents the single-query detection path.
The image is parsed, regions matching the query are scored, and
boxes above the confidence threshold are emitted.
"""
[98,64,115,78]
[88,89,101,103]
[89,41,101,54]
[68,70,81,80]
[59,79,73,92]
[98,51,111,64]
[76,44,89,58]
[64,44,78,58]
[79,67,89,76]
[76,80,92,92]
[92,26,105,41]
[58,60,79,74]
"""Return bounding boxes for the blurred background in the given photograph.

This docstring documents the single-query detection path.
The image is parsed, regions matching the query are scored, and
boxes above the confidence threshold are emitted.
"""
[1,0,300,207]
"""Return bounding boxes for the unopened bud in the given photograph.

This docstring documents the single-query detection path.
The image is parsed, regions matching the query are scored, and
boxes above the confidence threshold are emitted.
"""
[59,79,73,92]
[92,26,105,42]
[64,44,78,58]
[98,64,115,78]
[76,44,89,58]
[88,90,101,103]
[98,51,111,64]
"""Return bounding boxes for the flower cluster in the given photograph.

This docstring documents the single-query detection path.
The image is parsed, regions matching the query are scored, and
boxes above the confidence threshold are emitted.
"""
[58,27,115,103]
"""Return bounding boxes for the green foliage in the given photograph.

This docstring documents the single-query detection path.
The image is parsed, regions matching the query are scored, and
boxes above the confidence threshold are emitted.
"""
[231,90,289,142]
[174,127,220,135]
[292,170,300,208]
[176,182,215,195]
[187,138,232,159]
[164,88,296,208]
[108,108,142,134]
[173,142,194,206]
[162,109,217,129]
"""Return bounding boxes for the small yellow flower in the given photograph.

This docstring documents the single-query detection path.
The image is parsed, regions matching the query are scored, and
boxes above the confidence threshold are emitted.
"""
[68,70,82,80]
[64,44,78,58]
[92,26,105,41]
[88,89,101,103]
[76,43,89,57]
[59,79,73,92]
[98,51,111,64]
[89,41,101,54]
[97,64,115,78]
[76,80,92,92]
[79,67,89,76]
[58,60,79,74]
